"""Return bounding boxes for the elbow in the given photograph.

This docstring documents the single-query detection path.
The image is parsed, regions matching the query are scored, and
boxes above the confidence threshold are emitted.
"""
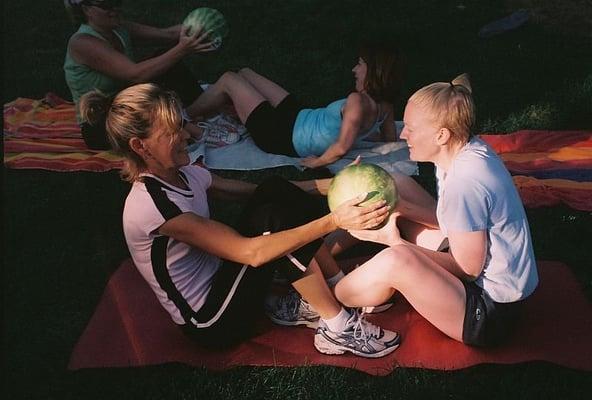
[462,264,484,281]
[242,247,267,268]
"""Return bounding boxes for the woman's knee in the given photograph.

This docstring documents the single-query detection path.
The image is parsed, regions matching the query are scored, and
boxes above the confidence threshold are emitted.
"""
[218,71,242,88]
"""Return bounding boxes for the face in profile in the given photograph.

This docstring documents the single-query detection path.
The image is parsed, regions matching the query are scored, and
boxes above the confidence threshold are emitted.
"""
[352,57,368,93]
[141,121,191,170]
[400,101,441,162]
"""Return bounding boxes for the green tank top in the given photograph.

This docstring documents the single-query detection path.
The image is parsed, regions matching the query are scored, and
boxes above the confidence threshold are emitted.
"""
[64,24,134,122]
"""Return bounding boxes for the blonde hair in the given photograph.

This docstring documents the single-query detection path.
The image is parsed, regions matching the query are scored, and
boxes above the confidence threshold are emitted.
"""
[79,83,183,182]
[408,73,475,145]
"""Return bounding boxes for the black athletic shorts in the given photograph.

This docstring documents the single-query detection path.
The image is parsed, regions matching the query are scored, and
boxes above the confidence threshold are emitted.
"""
[244,95,301,157]
[181,177,328,348]
[462,280,524,347]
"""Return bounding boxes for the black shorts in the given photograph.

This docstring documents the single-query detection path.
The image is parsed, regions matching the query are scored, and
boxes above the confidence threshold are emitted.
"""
[181,177,328,348]
[245,95,301,157]
[462,280,523,347]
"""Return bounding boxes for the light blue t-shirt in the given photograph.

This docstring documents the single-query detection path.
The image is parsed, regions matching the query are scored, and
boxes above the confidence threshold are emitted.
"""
[436,137,538,303]
[292,98,384,157]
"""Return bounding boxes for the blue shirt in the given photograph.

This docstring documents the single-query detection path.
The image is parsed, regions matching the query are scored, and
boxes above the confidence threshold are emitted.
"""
[292,98,385,157]
[436,137,538,302]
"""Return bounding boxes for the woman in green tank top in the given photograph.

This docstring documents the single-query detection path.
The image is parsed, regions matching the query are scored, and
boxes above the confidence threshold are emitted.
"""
[64,0,215,149]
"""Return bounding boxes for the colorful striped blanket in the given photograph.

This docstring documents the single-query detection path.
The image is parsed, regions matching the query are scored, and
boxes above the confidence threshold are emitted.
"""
[4,95,591,211]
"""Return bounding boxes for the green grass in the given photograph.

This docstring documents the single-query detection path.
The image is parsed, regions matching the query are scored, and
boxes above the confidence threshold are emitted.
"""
[3,1,592,399]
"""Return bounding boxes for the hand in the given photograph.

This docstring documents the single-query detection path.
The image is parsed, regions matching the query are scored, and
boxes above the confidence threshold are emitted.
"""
[348,212,403,247]
[343,155,362,168]
[178,25,216,55]
[300,155,322,169]
[331,193,390,231]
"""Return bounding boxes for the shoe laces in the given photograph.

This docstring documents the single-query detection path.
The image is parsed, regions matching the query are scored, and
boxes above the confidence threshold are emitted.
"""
[351,309,381,341]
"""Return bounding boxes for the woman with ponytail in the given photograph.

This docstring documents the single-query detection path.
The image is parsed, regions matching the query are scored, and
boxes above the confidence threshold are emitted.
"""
[81,83,403,357]
[329,74,539,347]
[64,0,215,149]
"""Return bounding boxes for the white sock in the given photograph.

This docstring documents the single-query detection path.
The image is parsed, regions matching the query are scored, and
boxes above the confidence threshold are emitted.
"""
[322,307,351,332]
[325,271,345,288]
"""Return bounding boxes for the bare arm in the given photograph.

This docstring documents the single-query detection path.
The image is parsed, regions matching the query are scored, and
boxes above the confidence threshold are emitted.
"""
[349,214,486,280]
[207,174,257,201]
[300,93,364,169]
[379,103,397,142]
[124,21,181,44]
[69,26,212,83]
[159,194,390,267]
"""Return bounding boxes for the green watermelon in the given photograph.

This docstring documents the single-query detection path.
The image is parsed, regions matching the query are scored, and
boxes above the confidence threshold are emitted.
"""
[182,8,229,49]
[327,163,398,229]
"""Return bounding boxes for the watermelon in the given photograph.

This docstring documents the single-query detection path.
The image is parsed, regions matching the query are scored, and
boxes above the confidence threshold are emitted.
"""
[182,8,229,49]
[327,163,398,229]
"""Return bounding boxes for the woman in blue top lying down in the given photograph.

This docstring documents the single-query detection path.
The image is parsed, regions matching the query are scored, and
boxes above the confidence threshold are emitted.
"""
[185,42,405,168]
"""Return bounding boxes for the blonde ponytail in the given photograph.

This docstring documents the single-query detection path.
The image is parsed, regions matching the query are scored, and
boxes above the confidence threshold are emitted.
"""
[451,73,472,94]
[408,73,476,144]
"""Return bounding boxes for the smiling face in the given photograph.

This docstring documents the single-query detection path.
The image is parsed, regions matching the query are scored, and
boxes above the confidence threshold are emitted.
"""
[400,101,442,162]
[141,121,191,172]
[352,57,368,93]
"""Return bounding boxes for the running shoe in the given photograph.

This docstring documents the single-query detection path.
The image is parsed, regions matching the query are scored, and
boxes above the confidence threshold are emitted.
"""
[197,121,241,147]
[314,309,400,358]
[265,289,320,328]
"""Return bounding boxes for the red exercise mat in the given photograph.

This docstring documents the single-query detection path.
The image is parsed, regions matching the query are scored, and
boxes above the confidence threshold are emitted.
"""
[68,259,592,374]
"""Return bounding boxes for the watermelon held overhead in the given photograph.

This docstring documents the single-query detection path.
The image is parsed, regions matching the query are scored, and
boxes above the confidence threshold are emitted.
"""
[182,8,229,49]
[327,163,398,229]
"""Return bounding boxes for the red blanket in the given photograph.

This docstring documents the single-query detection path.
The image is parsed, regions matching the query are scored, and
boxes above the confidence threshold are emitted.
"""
[68,259,592,374]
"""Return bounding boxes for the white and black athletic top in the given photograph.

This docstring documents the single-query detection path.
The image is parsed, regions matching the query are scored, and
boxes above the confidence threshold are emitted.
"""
[123,165,221,325]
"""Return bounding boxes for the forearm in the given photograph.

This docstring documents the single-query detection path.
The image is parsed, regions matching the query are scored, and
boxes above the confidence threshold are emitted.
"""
[244,214,337,267]
[130,45,186,82]
[125,21,179,43]
[313,144,348,168]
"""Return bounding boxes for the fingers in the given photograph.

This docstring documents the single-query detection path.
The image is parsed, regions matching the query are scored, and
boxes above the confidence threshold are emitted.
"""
[348,155,362,167]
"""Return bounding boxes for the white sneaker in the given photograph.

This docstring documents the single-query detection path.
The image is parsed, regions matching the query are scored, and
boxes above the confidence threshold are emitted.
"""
[265,289,320,328]
[197,121,241,147]
[314,309,400,358]
[206,113,247,136]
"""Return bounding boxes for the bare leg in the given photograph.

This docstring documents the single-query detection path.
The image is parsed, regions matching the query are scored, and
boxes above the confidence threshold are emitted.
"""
[237,68,290,107]
[392,172,436,210]
[335,245,466,341]
[185,71,266,123]
[291,257,341,320]
[311,242,341,278]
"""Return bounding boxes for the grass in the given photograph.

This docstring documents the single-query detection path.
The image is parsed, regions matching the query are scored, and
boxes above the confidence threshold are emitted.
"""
[3,0,592,399]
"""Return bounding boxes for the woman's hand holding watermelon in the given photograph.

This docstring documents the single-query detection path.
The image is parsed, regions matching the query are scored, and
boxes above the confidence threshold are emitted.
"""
[177,25,216,55]
[330,193,390,231]
[348,212,403,247]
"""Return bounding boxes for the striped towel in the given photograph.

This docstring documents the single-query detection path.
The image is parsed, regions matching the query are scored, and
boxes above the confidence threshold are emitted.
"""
[3,94,124,172]
[4,95,591,210]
